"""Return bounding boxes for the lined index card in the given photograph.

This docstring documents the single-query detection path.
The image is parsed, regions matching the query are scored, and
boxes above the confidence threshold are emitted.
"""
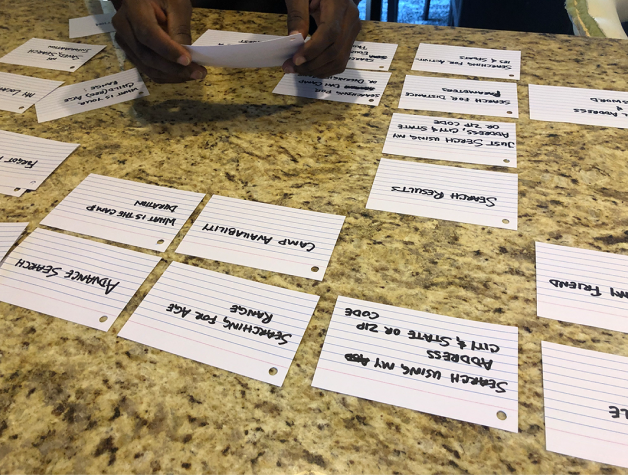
[0,38,105,72]
[399,75,519,118]
[383,113,517,168]
[542,341,628,468]
[69,13,115,38]
[412,44,521,80]
[0,130,80,190]
[41,174,205,252]
[367,158,518,230]
[0,72,63,114]
[176,195,346,280]
[312,296,519,432]
[347,41,398,71]
[35,69,149,123]
[0,228,160,331]
[118,261,320,386]
[274,69,392,106]
[536,242,628,333]
[529,84,628,128]
[0,186,25,197]
[0,222,28,262]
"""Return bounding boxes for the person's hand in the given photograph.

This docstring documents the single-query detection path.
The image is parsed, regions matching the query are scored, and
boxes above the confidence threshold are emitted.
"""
[282,0,361,78]
[112,0,207,83]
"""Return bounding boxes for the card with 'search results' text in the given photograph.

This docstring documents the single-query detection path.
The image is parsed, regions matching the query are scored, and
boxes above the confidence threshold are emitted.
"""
[40,174,205,252]
[383,113,517,168]
[0,38,105,72]
[118,261,321,386]
[0,228,161,331]
[367,158,518,230]
[312,296,519,432]
[0,72,64,114]
[535,242,628,333]
[542,341,628,469]
[176,195,346,280]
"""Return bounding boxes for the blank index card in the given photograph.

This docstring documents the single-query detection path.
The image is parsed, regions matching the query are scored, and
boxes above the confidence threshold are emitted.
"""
[383,113,517,168]
[69,13,115,38]
[0,228,160,331]
[347,41,398,71]
[273,69,392,106]
[118,261,320,386]
[0,222,28,262]
[40,174,205,252]
[0,186,25,197]
[176,195,346,280]
[0,72,63,114]
[367,158,518,230]
[35,69,149,123]
[0,38,105,72]
[412,44,521,80]
[0,130,80,190]
[535,242,628,333]
[529,84,628,128]
[312,296,519,432]
[399,75,519,118]
[542,341,628,468]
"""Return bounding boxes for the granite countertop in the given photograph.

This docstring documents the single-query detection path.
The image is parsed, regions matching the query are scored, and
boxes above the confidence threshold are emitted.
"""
[2,0,628,473]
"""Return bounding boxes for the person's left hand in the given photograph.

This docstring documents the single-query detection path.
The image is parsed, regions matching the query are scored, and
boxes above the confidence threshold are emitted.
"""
[282,0,361,78]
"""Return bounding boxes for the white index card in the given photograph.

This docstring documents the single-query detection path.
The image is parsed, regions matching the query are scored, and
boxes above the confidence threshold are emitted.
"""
[176,195,346,280]
[412,44,521,80]
[193,29,283,46]
[529,84,628,128]
[399,75,519,119]
[69,13,115,38]
[0,38,105,72]
[542,341,628,468]
[535,242,628,333]
[383,113,517,168]
[0,186,25,197]
[312,296,519,431]
[0,130,80,190]
[118,261,320,386]
[347,41,398,71]
[0,228,160,331]
[273,69,391,106]
[367,158,518,230]
[186,34,304,68]
[0,72,64,113]
[40,174,205,252]
[0,222,28,262]
[35,69,149,123]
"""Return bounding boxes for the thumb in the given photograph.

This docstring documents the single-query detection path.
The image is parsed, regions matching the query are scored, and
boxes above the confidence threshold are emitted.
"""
[165,0,193,45]
[286,0,310,38]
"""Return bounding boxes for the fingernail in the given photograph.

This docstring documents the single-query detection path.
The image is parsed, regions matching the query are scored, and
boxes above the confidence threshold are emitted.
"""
[294,56,305,66]
[289,30,300,36]
[283,63,295,74]
[191,70,205,80]
[177,55,190,66]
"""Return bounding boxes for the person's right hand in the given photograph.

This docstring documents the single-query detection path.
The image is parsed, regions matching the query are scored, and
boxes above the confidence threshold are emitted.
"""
[112,0,207,83]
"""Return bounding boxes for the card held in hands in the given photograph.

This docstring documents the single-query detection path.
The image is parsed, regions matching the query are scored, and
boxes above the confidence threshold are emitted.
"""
[118,261,320,386]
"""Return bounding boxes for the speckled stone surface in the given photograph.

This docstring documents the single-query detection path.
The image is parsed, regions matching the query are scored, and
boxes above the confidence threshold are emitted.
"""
[2,1,628,473]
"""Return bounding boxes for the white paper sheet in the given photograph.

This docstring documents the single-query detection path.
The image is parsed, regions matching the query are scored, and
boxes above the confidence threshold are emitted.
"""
[176,195,345,280]
[529,84,628,128]
[0,38,105,72]
[312,296,519,431]
[412,44,521,80]
[274,69,391,106]
[193,29,283,46]
[0,130,79,190]
[0,222,28,262]
[35,68,149,123]
[69,13,115,38]
[0,228,160,331]
[367,158,518,230]
[0,186,25,197]
[40,174,205,252]
[118,261,320,386]
[347,41,398,71]
[186,34,303,68]
[536,242,628,333]
[383,113,516,167]
[0,72,64,113]
[542,341,628,468]
[399,75,519,118]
